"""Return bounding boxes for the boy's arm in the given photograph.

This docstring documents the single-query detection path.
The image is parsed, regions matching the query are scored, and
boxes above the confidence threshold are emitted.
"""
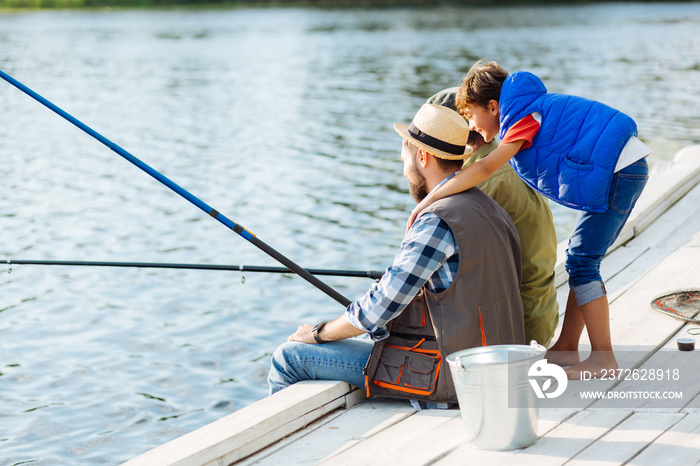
[406,140,525,230]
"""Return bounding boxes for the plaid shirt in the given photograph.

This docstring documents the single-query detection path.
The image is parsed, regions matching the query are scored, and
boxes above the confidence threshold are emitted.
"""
[346,177,459,341]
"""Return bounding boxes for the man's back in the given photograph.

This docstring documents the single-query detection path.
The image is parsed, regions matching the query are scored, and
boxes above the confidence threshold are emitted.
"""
[365,187,525,403]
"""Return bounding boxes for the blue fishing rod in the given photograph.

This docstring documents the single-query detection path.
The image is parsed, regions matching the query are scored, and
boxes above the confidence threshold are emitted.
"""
[0,69,352,307]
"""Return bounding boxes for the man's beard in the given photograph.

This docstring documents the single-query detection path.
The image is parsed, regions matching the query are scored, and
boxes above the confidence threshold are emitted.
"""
[409,164,428,202]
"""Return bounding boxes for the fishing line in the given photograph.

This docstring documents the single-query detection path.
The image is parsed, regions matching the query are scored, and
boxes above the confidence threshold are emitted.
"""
[0,69,353,306]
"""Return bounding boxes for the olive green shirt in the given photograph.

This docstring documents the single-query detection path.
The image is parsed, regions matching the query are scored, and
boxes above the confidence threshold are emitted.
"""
[464,141,559,345]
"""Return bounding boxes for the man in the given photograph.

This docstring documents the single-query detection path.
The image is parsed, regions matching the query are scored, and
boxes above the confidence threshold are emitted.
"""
[428,87,559,346]
[268,104,525,404]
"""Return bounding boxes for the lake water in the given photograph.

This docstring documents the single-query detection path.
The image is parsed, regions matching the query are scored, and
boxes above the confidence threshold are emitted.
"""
[1,3,700,464]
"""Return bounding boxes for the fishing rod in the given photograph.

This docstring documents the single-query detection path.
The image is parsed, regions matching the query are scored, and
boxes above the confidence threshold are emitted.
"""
[0,69,353,307]
[5,259,384,279]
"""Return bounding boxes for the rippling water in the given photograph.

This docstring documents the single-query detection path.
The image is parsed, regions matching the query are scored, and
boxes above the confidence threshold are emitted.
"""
[1,3,700,464]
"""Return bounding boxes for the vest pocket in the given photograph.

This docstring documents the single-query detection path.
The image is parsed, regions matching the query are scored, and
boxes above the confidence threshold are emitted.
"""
[371,341,441,396]
[374,347,405,385]
[403,352,439,391]
[563,156,594,171]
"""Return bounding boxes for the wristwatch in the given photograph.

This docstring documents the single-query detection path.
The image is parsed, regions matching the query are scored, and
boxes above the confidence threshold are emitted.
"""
[312,322,328,344]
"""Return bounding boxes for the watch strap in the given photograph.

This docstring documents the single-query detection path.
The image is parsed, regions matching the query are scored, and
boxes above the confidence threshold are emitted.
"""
[312,322,328,344]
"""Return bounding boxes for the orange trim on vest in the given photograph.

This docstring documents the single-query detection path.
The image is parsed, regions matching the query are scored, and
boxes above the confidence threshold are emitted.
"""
[373,380,435,396]
[385,344,440,356]
[408,338,426,351]
[478,306,487,346]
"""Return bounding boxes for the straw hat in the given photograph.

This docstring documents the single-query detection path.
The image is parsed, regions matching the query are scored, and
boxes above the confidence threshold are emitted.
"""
[394,103,472,160]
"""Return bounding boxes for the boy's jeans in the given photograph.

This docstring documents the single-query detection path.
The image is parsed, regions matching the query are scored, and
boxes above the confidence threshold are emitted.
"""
[268,338,373,395]
[566,159,649,306]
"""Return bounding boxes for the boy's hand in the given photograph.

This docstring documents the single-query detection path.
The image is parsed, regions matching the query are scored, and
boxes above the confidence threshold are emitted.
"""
[406,198,429,232]
[406,208,419,232]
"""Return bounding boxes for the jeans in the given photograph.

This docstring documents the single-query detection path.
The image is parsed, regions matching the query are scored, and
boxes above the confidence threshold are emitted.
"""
[566,159,648,306]
[268,338,373,395]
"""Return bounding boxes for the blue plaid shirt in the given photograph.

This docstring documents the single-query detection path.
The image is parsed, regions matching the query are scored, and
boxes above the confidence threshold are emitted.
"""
[346,176,459,341]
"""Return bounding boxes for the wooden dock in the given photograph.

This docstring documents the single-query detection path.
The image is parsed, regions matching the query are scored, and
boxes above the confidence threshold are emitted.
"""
[123,146,700,466]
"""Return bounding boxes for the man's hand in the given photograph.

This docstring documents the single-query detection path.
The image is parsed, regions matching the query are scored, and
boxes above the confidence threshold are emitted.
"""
[288,324,316,344]
[287,316,366,344]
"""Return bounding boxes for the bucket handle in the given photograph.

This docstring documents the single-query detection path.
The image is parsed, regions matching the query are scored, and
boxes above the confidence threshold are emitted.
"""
[453,341,546,371]
[530,340,547,352]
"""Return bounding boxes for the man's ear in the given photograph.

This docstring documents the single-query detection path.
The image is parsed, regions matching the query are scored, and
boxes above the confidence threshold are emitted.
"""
[487,99,500,115]
[417,149,430,168]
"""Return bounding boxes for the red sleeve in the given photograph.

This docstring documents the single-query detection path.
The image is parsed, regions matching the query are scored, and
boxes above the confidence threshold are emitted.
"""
[502,113,540,149]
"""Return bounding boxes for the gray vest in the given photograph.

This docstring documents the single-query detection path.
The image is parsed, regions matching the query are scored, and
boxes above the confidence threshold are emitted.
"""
[364,188,525,403]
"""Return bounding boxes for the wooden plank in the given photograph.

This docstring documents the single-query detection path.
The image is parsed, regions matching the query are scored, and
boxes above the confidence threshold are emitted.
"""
[121,381,356,466]
[627,411,700,465]
[317,409,462,466]
[599,244,650,298]
[637,179,700,250]
[567,412,685,466]
[433,408,578,466]
[498,409,632,466]
[237,410,347,466]
[431,423,521,465]
[537,408,579,434]
[242,398,415,465]
[432,440,520,466]
[589,323,700,411]
[610,248,700,347]
[682,391,700,412]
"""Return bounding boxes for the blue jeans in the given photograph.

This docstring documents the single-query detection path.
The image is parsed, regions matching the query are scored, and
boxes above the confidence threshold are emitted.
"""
[566,159,648,306]
[268,338,373,395]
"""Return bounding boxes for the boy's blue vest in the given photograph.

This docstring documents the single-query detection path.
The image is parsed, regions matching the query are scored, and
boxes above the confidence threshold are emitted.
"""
[499,71,637,213]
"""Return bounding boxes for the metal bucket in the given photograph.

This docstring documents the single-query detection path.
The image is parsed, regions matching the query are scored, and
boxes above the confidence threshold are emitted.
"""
[446,342,546,450]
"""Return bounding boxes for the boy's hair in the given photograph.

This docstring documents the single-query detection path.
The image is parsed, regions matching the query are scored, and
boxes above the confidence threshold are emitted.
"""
[455,60,509,113]
[404,139,463,172]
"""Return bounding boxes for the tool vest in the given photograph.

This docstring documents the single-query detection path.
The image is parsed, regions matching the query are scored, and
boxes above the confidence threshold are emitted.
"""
[364,188,525,403]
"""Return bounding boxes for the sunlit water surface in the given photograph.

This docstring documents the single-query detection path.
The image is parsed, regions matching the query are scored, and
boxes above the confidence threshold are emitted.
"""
[1,3,700,464]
